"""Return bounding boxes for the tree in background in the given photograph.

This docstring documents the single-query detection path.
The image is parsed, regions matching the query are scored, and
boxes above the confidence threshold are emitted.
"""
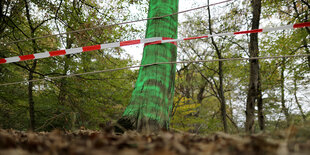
[0,0,141,131]
[117,0,179,133]
[258,0,309,130]
[1,0,309,134]
[207,0,228,133]
[245,0,264,133]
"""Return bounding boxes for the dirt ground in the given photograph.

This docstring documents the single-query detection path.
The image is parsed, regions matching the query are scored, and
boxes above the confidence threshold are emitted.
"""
[1,125,310,155]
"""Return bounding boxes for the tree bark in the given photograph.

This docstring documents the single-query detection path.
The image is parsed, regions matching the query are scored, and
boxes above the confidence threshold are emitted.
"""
[117,0,179,133]
[293,73,306,122]
[207,0,227,133]
[226,114,239,133]
[280,58,290,127]
[303,39,310,68]
[197,84,205,104]
[25,0,40,131]
[245,0,262,133]
[58,35,73,105]
[257,71,264,131]
[28,61,37,131]
[0,0,6,34]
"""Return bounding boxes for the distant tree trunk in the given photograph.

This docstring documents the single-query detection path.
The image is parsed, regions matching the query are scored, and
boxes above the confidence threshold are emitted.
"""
[25,0,39,131]
[257,72,264,131]
[184,68,192,99]
[280,58,290,127]
[0,0,6,34]
[293,72,306,122]
[28,61,37,131]
[245,0,262,133]
[292,0,310,67]
[208,0,227,133]
[207,0,227,133]
[116,0,179,133]
[303,39,310,68]
[197,84,205,104]
[226,114,239,133]
[58,58,69,104]
[58,35,73,105]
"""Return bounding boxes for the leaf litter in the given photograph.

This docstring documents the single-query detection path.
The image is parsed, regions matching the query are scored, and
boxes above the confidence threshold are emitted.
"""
[1,124,310,155]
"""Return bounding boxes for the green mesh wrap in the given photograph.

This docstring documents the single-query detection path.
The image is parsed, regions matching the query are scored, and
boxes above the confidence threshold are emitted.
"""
[122,0,179,131]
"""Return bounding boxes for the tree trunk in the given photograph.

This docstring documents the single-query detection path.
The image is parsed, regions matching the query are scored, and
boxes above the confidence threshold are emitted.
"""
[257,72,264,131]
[184,70,192,99]
[218,59,227,133]
[24,0,38,131]
[207,0,227,133]
[28,37,38,131]
[280,58,290,127]
[303,39,310,68]
[28,60,37,131]
[117,0,179,133]
[293,73,306,122]
[58,35,73,105]
[197,84,205,104]
[245,0,262,133]
[226,114,239,133]
[0,0,6,34]
[294,80,306,122]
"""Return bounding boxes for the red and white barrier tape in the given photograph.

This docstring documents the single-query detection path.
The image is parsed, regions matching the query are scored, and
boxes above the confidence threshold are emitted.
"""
[0,22,309,65]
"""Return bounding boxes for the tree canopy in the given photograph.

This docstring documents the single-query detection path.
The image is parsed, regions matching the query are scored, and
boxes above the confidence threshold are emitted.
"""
[0,0,309,134]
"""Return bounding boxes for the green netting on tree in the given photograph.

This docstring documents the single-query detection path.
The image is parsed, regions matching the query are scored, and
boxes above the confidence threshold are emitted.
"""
[120,0,179,132]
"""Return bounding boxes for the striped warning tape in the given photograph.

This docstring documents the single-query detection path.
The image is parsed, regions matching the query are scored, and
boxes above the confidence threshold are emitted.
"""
[0,22,309,65]
[1,0,233,45]
[1,54,309,86]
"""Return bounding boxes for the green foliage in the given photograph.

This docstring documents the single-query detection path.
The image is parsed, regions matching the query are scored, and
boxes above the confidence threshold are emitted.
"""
[0,0,309,134]
[172,0,309,134]
[0,0,144,131]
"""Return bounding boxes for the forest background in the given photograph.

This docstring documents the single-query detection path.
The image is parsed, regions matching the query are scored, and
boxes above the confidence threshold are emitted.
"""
[0,0,309,134]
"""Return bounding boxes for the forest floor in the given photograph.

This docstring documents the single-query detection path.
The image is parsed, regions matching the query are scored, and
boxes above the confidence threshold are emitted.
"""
[1,125,310,155]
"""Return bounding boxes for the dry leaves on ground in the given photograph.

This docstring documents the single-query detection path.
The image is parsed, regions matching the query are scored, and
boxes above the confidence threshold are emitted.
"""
[1,125,310,155]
